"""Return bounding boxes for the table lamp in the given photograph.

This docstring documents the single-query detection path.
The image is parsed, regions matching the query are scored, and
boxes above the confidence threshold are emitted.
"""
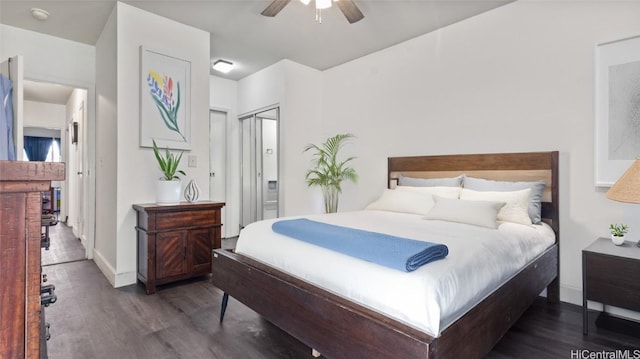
[606,159,640,247]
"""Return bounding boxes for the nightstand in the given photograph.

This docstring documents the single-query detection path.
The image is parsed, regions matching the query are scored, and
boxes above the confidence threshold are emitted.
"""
[582,237,640,335]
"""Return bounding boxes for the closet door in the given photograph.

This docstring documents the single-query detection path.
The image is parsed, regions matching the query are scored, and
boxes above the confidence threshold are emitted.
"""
[240,107,279,229]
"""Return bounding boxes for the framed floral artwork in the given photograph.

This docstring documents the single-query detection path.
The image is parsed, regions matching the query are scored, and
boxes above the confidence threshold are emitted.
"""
[140,46,191,150]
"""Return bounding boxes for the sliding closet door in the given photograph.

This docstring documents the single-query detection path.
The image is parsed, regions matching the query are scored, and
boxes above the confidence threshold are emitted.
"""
[240,107,279,229]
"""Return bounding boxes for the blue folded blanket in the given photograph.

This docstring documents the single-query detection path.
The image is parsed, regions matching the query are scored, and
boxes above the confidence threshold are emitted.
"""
[271,218,448,272]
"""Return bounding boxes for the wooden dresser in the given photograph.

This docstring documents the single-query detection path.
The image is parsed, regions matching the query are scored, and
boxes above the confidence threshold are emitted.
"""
[0,161,65,358]
[133,201,225,294]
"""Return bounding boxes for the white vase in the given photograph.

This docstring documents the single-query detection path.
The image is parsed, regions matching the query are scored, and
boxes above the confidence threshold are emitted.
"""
[184,179,200,202]
[156,180,182,204]
[611,234,625,246]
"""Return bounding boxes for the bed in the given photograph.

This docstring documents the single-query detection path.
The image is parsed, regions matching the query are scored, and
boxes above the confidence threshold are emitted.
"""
[211,151,559,358]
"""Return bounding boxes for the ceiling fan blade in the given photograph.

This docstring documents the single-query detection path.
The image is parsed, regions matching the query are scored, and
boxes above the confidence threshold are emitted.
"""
[336,0,364,24]
[261,0,292,17]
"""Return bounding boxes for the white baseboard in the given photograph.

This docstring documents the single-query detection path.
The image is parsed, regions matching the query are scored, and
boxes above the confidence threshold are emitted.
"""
[80,234,93,259]
[92,249,137,288]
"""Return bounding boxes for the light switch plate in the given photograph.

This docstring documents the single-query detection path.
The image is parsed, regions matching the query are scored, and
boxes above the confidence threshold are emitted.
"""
[188,155,197,167]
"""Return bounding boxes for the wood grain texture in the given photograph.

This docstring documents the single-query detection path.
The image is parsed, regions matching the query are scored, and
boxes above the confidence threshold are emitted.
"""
[0,192,27,359]
[0,161,65,181]
[134,202,225,294]
[212,249,433,358]
[25,192,43,357]
[0,161,65,358]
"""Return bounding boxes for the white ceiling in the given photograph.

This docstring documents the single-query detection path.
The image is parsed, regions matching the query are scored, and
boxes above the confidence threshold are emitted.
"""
[1,0,513,83]
[23,80,75,105]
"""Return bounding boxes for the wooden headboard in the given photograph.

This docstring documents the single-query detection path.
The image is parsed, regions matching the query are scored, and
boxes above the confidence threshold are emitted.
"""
[387,151,560,237]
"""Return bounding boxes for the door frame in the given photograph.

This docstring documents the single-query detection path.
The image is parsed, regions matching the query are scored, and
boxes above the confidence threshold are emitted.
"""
[238,105,280,230]
[24,73,96,260]
[209,107,228,238]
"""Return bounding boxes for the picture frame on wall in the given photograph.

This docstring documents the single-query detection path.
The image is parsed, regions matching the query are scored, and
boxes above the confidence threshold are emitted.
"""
[595,35,640,186]
[140,46,191,150]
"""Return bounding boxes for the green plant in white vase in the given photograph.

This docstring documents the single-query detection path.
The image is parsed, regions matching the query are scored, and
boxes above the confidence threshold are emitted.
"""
[152,139,185,203]
[152,139,186,180]
[304,133,358,213]
[609,223,628,246]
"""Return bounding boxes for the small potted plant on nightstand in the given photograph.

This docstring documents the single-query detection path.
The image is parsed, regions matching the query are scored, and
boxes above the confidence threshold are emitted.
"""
[609,223,629,246]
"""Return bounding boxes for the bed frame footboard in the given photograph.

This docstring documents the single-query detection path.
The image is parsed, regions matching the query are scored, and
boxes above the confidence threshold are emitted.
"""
[212,249,435,358]
[212,243,558,359]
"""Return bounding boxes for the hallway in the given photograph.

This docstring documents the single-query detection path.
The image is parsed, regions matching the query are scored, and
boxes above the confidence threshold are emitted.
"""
[42,221,86,266]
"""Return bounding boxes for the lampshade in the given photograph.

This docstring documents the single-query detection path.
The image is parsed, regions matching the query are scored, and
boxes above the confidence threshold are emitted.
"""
[607,159,640,204]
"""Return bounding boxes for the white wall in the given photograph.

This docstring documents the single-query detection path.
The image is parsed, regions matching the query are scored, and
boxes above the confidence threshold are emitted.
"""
[0,25,94,87]
[94,7,119,285]
[96,2,210,287]
[210,75,239,237]
[2,24,97,263]
[238,60,324,218]
[23,101,66,129]
[319,1,640,315]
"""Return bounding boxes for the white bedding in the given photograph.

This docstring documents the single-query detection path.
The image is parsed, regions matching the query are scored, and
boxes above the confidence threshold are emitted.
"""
[234,210,555,337]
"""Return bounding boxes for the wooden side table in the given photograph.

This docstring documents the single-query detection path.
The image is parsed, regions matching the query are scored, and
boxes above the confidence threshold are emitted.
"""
[133,201,225,294]
[582,237,640,335]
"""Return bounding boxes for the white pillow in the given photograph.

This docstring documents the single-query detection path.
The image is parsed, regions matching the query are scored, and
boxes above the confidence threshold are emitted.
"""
[396,185,461,199]
[424,195,505,229]
[365,189,435,216]
[460,188,532,225]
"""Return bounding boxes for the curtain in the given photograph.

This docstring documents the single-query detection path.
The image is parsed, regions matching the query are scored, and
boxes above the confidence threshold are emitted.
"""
[24,136,53,162]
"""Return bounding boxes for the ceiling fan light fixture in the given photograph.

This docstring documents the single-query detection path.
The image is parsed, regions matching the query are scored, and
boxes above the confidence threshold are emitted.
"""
[212,59,234,73]
[30,8,50,21]
[316,0,332,9]
[300,0,311,5]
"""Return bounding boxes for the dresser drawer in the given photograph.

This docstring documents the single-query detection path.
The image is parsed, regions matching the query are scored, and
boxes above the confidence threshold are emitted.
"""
[585,253,640,312]
[155,208,220,231]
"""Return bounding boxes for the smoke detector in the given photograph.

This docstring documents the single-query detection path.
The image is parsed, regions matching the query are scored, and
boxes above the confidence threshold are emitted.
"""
[30,8,50,21]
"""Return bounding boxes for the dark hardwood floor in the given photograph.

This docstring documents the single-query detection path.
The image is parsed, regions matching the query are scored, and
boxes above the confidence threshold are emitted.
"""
[42,221,86,266]
[43,234,640,358]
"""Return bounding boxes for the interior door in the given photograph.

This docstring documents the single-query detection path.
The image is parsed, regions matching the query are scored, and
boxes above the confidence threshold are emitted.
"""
[0,56,24,160]
[240,116,258,228]
[75,103,85,241]
[240,107,279,229]
[209,110,227,237]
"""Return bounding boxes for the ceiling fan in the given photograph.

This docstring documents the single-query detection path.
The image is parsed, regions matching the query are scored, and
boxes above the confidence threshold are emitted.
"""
[261,0,364,24]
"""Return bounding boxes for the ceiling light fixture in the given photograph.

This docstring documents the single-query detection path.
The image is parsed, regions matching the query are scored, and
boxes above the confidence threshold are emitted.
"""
[30,8,50,21]
[300,0,333,23]
[212,60,234,74]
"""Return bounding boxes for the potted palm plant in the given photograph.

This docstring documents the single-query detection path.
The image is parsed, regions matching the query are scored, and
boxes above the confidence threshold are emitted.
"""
[304,133,358,213]
[152,139,186,203]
